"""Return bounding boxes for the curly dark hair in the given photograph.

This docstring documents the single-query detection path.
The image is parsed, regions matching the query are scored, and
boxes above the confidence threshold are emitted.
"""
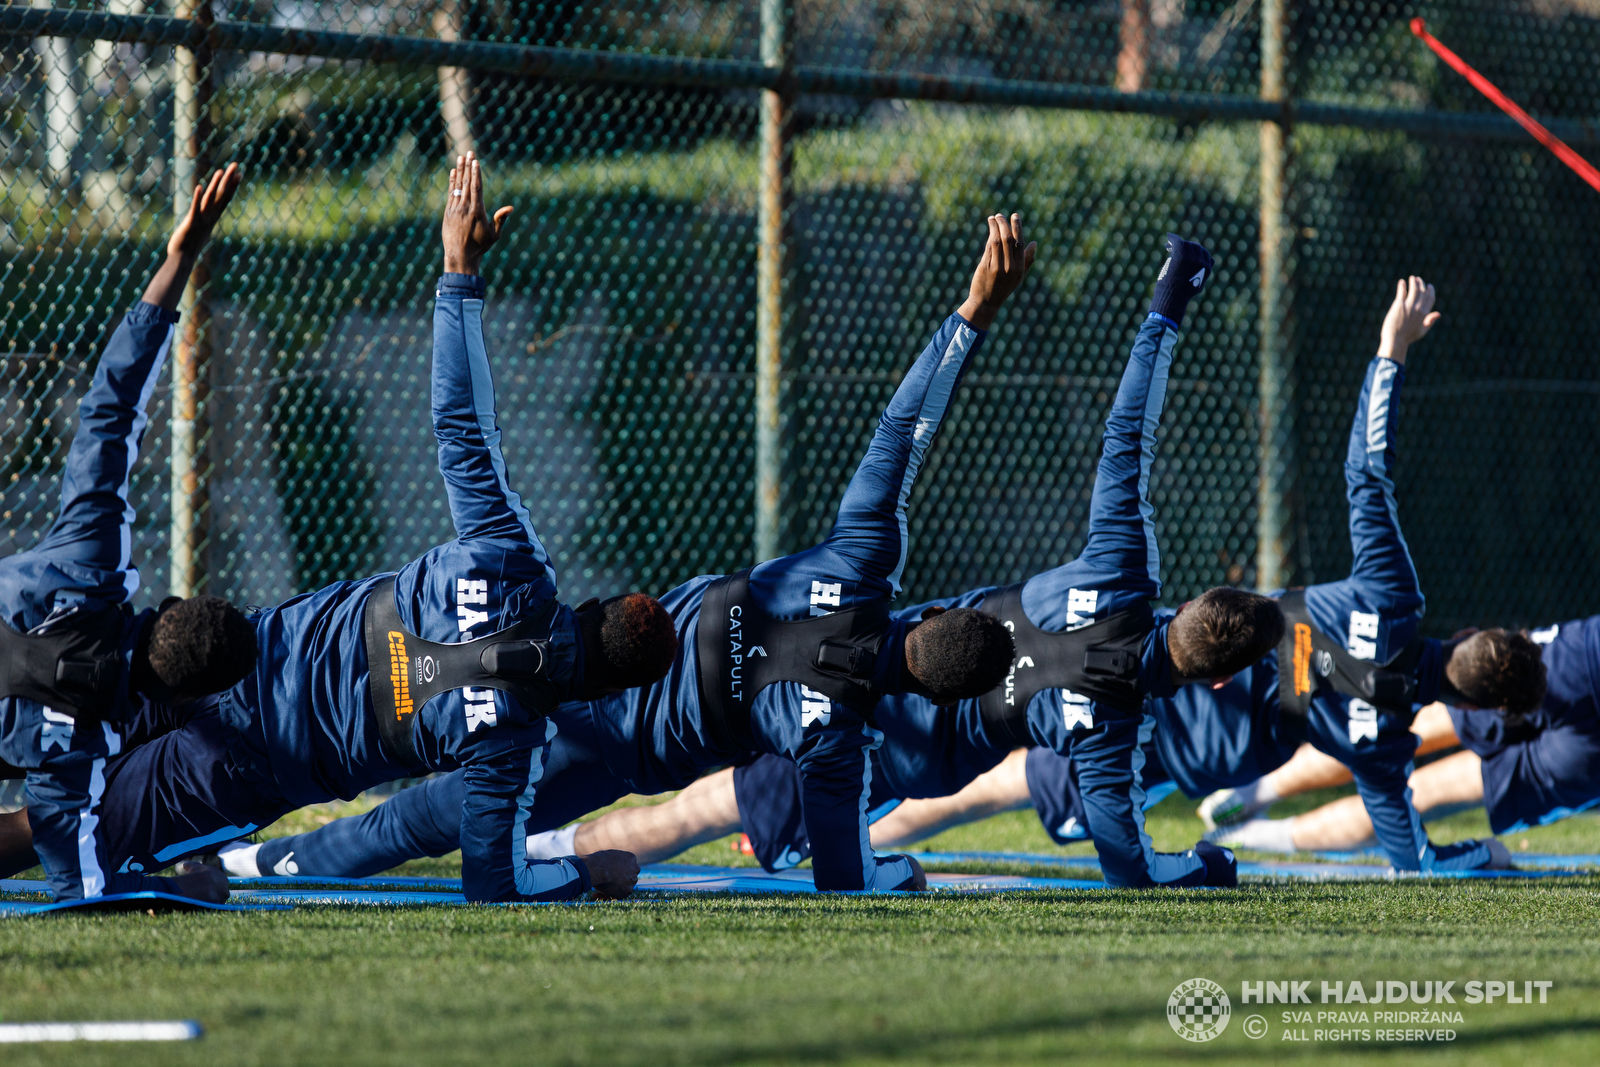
[1168,587,1285,680]
[146,596,258,697]
[582,593,678,690]
[907,607,1015,702]
[1446,629,1547,717]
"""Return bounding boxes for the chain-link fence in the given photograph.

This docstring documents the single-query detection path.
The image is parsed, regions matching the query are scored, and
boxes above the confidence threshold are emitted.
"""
[4,1,1600,637]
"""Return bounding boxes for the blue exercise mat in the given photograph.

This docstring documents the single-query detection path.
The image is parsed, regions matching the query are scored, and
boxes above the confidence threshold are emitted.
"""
[1314,849,1600,870]
[0,890,288,916]
[904,850,1594,881]
[636,863,1103,893]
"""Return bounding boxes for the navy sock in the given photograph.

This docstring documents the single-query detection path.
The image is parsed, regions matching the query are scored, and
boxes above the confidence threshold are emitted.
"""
[1149,234,1214,327]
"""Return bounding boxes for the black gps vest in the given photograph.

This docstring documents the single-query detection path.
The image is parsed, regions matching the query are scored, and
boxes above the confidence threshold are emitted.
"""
[0,604,130,721]
[976,584,1153,748]
[362,577,559,768]
[1275,589,1425,741]
[694,569,890,750]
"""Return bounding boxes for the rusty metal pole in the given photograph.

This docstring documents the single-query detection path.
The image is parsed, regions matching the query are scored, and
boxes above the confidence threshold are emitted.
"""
[1116,0,1150,93]
[434,0,474,160]
[1256,0,1297,592]
[754,0,794,564]
[170,0,212,597]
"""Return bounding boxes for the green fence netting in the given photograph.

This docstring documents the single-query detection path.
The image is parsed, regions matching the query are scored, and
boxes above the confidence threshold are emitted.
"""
[4,1,1600,637]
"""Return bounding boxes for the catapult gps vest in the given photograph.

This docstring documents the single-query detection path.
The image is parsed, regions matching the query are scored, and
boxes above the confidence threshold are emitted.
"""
[0,604,129,721]
[363,577,559,767]
[695,569,890,749]
[975,584,1152,747]
[1275,589,1425,741]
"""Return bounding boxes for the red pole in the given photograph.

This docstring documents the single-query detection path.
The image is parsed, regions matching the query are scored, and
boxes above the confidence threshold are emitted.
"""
[1411,18,1600,194]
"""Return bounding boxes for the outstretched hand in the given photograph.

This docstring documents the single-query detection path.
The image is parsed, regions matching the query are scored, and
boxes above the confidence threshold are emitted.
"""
[443,152,513,275]
[1377,275,1441,365]
[957,213,1038,330]
[143,162,242,311]
[168,162,242,260]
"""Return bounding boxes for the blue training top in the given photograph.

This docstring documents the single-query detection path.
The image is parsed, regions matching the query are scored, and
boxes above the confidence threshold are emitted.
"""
[214,274,592,902]
[0,302,176,900]
[1450,617,1600,834]
[869,312,1211,889]
[1149,353,1492,872]
[575,311,986,891]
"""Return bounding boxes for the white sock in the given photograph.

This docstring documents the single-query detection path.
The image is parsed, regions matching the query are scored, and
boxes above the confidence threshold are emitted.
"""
[1213,816,1298,853]
[526,824,580,859]
[217,841,262,878]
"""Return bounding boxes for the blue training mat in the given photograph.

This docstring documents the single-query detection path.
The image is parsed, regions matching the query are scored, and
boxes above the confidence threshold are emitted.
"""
[0,889,289,916]
[5,850,1592,913]
[904,850,1596,881]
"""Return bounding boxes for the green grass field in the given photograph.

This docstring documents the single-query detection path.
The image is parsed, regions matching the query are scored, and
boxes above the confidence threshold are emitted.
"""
[4,787,1600,1067]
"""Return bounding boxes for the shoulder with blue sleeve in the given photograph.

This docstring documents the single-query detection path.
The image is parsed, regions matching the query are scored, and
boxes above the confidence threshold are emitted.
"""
[704,214,1039,892]
[0,162,256,905]
[995,234,1262,888]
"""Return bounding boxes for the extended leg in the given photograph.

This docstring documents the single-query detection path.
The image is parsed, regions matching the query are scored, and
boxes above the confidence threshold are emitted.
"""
[1200,702,1461,828]
[563,768,743,865]
[1213,750,1486,852]
[869,749,1033,849]
[242,773,469,878]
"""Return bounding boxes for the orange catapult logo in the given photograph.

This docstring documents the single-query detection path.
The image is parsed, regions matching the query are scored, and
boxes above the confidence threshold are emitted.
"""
[1292,622,1314,697]
[387,631,413,720]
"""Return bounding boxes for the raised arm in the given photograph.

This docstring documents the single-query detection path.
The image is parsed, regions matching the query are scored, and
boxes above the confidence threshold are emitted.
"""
[1344,277,1440,611]
[21,168,242,903]
[1064,236,1212,616]
[819,214,1036,595]
[30,164,240,605]
[431,156,552,567]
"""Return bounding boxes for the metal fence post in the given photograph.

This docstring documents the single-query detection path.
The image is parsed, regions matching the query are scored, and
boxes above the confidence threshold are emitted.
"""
[169,0,212,597]
[1256,0,1297,592]
[1116,0,1150,93]
[754,0,795,564]
[434,0,474,160]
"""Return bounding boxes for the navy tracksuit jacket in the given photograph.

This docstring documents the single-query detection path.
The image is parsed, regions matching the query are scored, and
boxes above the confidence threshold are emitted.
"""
[0,302,178,900]
[93,275,594,902]
[1450,616,1600,834]
[863,312,1216,888]
[248,310,989,891]
[1147,354,1494,871]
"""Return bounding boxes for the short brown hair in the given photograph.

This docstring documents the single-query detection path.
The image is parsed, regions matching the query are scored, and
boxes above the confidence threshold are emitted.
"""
[1168,587,1285,680]
[1446,629,1546,716]
[581,593,678,690]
